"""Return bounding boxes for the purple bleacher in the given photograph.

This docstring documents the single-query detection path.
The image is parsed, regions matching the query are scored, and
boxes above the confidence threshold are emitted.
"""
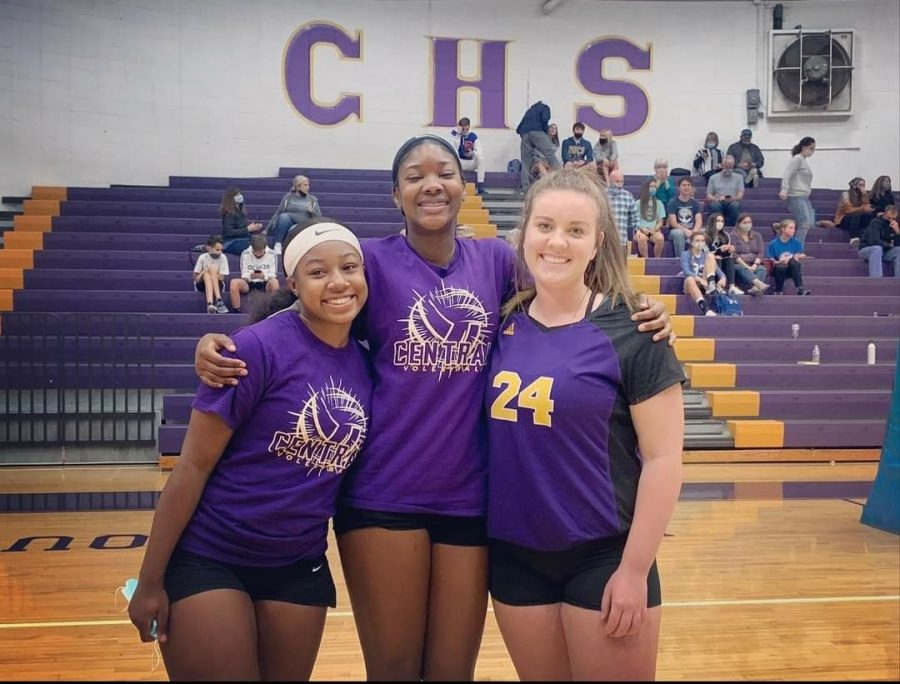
[693,315,900,339]
[0,312,248,337]
[657,276,898,296]
[644,258,873,278]
[782,420,886,448]
[0,363,197,390]
[707,338,899,363]
[3,336,208,364]
[731,363,895,390]
[675,295,899,316]
[757,390,891,420]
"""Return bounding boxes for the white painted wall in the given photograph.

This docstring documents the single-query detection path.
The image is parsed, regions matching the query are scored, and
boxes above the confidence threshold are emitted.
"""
[1,0,897,195]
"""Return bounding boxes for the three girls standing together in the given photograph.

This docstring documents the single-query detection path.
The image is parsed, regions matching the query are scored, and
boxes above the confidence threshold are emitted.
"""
[129,135,684,681]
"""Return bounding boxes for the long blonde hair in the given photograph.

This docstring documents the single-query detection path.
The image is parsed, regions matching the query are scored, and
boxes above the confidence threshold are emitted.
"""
[502,168,640,317]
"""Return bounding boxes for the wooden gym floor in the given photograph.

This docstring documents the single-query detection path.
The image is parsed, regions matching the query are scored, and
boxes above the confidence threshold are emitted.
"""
[0,460,897,681]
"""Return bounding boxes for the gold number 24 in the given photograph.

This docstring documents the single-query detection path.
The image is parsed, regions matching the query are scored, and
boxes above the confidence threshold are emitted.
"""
[490,371,555,427]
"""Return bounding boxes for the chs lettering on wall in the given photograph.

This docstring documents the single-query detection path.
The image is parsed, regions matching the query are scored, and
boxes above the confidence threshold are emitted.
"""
[283,22,651,134]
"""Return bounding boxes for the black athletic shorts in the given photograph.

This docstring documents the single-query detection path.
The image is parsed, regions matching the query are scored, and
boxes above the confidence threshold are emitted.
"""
[332,505,487,547]
[194,279,224,294]
[247,280,267,291]
[164,548,336,607]
[489,534,661,610]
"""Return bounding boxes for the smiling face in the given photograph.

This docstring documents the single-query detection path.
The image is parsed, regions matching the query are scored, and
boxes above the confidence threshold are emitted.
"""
[292,241,367,329]
[522,189,600,294]
[392,142,465,235]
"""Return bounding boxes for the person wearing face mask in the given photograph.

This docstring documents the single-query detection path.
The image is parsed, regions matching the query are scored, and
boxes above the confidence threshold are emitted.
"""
[704,213,742,295]
[834,177,876,245]
[693,132,724,181]
[193,235,230,314]
[869,176,896,214]
[220,186,264,256]
[633,179,666,258]
[731,214,770,296]
[705,156,745,227]
[779,137,817,248]
[649,159,675,207]
[450,117,486,195]
[561,122,597,174]
[594,129,619,184]
[726,129,765,188]
[682,231,725,316]
[264,175,323,254]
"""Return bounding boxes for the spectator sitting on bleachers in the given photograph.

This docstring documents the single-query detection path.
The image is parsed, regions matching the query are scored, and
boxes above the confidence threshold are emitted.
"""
[693,132,725,181]
[766,219,811,295]
[531,123,560,180]
[651,159,676,207]
[561,122,597,173]
[857,204,900,279]
[594,128,619,184]
[835,177,877,246]
[732,213,770,296]
[264,175,322,254]
[869,176,895,214]
[726,128,765,188]
[220,186,264,255]
[682,230,725,317]
[705,212,742,295]
[450,117,485,195]
[667,176,703,257]
[705,155,744,226]
[229,234,279,314]
[607,169,638,255]
[193,235,229,314]
[633,179,666,258]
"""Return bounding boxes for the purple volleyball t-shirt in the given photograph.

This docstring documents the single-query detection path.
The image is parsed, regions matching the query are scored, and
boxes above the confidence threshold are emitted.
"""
[339,235,516,517]
[179,308,372,566]
[486,299,684,551]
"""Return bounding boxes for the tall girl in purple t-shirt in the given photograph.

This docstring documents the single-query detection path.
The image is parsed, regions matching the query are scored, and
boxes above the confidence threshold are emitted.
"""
[193,137,674,680]
[129,224,372,680]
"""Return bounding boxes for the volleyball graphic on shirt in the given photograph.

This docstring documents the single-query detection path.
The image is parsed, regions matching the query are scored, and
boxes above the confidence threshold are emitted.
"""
[269,379,368,475]
[393,284,491,377]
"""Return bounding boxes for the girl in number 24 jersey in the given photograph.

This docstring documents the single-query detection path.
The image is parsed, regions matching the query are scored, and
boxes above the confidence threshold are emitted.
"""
[193,139,674,680]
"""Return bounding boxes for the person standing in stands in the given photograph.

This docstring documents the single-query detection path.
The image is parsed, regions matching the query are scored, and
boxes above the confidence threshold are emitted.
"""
[650,159,676,208]
[561,122,596,173]
[129,222,371,680]
[516,100,561,191]
[693,132,725,181]
[705,156,744,227]
[732,213,771,296]
[682,230,726,316]
[594,128,619,184]
[192,135,674,681]
[633,179,666,258]
[486,169,684,681]
[220,186,264,255]
[607,169,638,256]
[667,177,703,257]
[265,175,322,254]
[193,235,230,314]
[726,129,765,188]
[858,205,900,278]
[229,234,280,314]
[779,137,817,248]
[767,219,811,295]
[834,177,876,245]
[451,117,486,195]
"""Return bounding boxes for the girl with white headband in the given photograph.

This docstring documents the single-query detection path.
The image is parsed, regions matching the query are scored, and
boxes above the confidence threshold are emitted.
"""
[129,221,372,680]
[192,137,674,680]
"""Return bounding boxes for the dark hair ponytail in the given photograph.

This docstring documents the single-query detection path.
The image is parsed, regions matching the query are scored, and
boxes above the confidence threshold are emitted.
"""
[791,136,816,156]
[250,216,354,322]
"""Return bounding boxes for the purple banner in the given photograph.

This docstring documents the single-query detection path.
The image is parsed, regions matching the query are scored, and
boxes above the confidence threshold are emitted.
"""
[575,37,651,136]
[430,38,509,128]
[283,23,362,126]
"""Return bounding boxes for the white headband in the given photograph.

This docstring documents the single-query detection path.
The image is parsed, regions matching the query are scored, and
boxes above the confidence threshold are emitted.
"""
[282,223,363,276]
